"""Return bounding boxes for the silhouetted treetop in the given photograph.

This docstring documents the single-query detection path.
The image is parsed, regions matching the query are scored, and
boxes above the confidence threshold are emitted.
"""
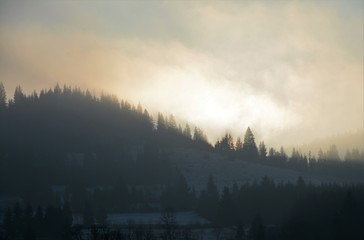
[0,83,210,155]
[258,142,267,161]
[235,137,243,153]
[192,127,209,148]
[242,127,259,160]
[182,123,192,139]
[0,82,6,111]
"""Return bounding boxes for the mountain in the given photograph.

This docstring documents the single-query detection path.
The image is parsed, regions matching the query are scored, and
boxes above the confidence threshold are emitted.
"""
[0,84,212,200]
[0,83,363,207]
[293,130,364,158]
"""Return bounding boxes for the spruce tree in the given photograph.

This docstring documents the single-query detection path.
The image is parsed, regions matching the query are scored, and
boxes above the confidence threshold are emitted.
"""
[157,113,166,131]
[183,123,192,139]
[242,127,259,160]
[167,114,177,130]
[0,82,6,110]
[235,137,243,152]
[14,85,25,105]
[258,142,267,161]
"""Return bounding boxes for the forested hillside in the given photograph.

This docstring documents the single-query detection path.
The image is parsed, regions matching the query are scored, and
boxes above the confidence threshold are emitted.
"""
[0,83,210,153]
[0,83,364,240]
[0,83,211,203]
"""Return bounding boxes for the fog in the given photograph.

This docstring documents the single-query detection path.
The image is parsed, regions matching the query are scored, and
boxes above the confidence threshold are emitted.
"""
[0,0,362,147]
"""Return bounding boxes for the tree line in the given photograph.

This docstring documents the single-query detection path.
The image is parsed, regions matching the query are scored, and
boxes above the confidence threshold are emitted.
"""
[0,83,211,202]
[0,82,210,153]
[215,128,363,163]
[1,83,364,239]
[1,175,364,240]
[214,128,364,180]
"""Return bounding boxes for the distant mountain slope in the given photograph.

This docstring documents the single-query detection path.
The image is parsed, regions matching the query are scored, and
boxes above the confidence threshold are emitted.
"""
[0,84,210,155]
[292,130,364,158]
[168,149,364,190]
[0,84,212,193]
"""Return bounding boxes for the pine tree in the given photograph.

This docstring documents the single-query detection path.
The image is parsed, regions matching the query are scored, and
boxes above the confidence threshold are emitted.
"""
[318,149,325,162]
[327,145,340,161]
[290,148,300,162]
[198,175,220,221]
[167,114,177,131]
[175,174,191,210]
[14,85,26,105]
[193,127,208,143]
[137,102,143,114]
[258,142,267,161]
[268,148,276,161]
[54,83,62,96]
[242,127,259,160]
[206,175,218,197]
[157,113,166,131]
[214,139,221,152]
[0,82,6,110]
[235,137,243,153]
[227,133,234,152]
[183,123,192,139]
[279,146,287,162]
[218,187,235,225]
[219,133,234,154]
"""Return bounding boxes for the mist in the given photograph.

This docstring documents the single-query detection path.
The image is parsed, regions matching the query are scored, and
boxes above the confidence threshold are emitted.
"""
[1,1,364,238]
[0,0,362,147]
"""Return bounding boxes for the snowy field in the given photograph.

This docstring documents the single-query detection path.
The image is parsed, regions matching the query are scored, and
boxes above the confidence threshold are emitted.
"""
[73,211,209,226]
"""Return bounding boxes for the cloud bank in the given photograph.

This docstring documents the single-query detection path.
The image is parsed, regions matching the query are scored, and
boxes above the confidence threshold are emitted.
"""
[0,0,362,147]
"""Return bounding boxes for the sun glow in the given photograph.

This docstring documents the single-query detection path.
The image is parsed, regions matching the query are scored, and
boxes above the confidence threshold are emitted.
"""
[0,0,362,146]
[131,66,299,142]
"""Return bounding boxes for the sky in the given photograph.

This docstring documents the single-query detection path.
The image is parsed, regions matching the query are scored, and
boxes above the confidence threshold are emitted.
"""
[0,0,363,147]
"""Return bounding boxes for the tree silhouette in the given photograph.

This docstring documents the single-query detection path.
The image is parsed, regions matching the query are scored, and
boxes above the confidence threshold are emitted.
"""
[280,147,287,162]
[318,148,326,162]
[157,113,167,131]
[167,114,177,131]
[197,175,221,221]
[327,144,340,161]
[13,85,26,106]
[215,133,234,156]
[258,142,267,161]
[137,102,143,114]
[193,127,208,144]
[0,82,6,111]
[242,127,259,161]
[218,187,235,225]
[183,123,192,139]
[249,214,265,240]
[235,137,243,155]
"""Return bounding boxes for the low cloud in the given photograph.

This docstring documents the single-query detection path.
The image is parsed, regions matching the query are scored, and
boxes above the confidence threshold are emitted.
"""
[0,0,362,148]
